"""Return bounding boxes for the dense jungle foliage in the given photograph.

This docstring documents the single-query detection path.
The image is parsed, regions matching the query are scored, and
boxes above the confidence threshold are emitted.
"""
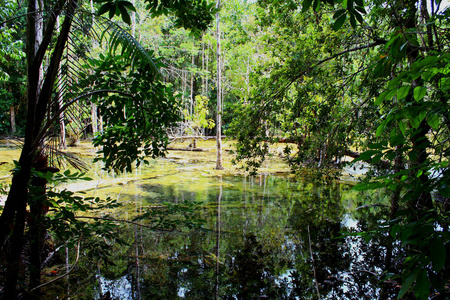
[0,0,449,298]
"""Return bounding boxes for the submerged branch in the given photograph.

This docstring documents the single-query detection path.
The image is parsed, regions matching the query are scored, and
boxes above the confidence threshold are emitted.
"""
[29,238,81,293]
[71,216,176,232]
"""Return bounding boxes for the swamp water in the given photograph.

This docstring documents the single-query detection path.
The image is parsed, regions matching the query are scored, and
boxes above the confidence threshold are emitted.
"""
[0,142,395,299]
[59,171,393,299]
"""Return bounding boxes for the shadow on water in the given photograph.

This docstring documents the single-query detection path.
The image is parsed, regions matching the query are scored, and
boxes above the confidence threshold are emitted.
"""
[56,173,396,299]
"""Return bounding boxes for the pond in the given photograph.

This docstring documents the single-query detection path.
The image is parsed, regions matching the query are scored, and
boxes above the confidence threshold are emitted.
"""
[53,169,396,299]
[0,141,397,299]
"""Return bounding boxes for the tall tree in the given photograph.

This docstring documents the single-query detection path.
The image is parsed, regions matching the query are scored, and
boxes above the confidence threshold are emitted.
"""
[215,0,224,170]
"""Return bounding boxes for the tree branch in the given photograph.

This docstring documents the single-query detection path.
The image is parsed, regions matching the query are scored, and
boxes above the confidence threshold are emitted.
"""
[29,238,81,293]
[261,40,386,113]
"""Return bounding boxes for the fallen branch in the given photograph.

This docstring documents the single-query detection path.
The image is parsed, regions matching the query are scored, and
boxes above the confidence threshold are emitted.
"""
[169,135,227,142]
[167,147,205,152]
[342,150,391,169]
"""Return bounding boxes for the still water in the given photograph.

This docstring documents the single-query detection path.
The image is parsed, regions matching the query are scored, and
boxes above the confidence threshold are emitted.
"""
[57,167,395,300]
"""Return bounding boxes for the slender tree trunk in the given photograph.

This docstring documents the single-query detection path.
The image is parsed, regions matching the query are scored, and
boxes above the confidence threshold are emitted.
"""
[134,224,141,299]
[215,0,223,170]
[91,102,98,135]
[202,36,205,95]
[10,105,16,134]
[2,148,34,298]
[131,0,136,38]
[245,57,250,103]
[190,53,194,105]
[29,152,59,295]
[205,42,209,96]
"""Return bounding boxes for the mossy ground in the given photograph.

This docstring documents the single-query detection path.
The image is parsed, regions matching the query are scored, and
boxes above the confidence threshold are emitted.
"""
[0,138,292,205]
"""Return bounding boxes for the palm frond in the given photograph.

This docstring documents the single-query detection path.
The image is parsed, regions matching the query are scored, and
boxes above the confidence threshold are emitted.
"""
[103,20,161,76]
[36,8,161,170]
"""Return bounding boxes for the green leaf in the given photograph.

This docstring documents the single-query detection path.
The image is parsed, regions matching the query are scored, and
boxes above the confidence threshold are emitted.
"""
[313,0,321,11]
[397,86,410,100]
[353,181,384,191]
[376,123,385,137]
[333,14,346,31]
[430,237,446,272]
[302,0,313,12]
[415,269,430,300]
[368,142,387,149]
[399,120,407,134]
[355,5,366,14]
[426,113,440,131]
[108,5,115,19]
[398,269,418,298]
[353,10,364,23]
[119,5,131,24]
[346,0,353,9]
[359,149,380,160]
[333,9,346,19]
[98,3,112,16]
[386,88,397,100]
[118,0,136,11]
[349,14,356,28]
[375,90,389,105]
[413,86,427,101]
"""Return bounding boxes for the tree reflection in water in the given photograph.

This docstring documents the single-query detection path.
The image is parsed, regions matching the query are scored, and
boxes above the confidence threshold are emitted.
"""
[62,174,396,299]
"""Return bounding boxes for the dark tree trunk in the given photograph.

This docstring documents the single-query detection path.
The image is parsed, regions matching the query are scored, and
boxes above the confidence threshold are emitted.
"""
[0,0,78,296]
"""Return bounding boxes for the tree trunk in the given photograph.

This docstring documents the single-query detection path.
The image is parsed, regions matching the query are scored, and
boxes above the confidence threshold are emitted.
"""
[91,102,98,135]
[0,0,79,296]
[202,36,205,95]
[131,0,136,38]
[2,147,34,298]
[402,0,433,213]
[190,53,195,106]
[10,105,16,134]
[205,42,209,96]
[215,0,223,170]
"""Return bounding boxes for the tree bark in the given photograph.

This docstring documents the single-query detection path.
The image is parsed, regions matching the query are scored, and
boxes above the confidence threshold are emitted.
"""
[215,0,223,170]
[10,105,16,134]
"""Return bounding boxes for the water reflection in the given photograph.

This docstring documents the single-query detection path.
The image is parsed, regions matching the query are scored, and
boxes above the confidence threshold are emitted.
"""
[69,174,393,299]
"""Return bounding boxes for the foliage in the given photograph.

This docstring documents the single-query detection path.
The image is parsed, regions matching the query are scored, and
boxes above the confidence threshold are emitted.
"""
[226,0,450,298]
[43,170,127,264]
[96,0,217,36]
[76,53,181,172]
[0,0,26,135]
[183,95,215,136]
